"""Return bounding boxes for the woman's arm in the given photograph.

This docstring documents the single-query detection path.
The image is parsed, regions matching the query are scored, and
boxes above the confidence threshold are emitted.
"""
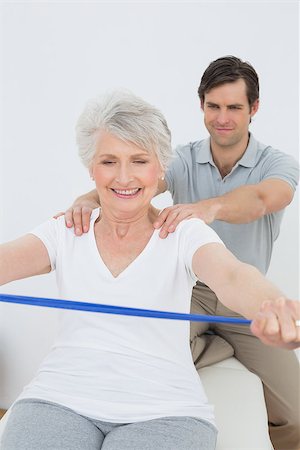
[192,243,300,349]
[0,234,51,286]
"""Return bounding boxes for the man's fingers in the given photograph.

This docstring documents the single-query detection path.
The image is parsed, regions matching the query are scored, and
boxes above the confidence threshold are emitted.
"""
[66,206,94,235]
[161,210,180,231]
[156,206,195,237]
[81,207,93,233]
[153,207,175,229]
[56,206,94,235]
[53,212,65,220]
[155,207,180,238]
[72,207,86,235]
[64,209,75,228]
[158,209,190,238]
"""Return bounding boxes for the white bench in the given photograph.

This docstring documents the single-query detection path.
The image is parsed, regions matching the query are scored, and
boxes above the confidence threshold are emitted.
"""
[199,357,273,449]
[0,357,273,449]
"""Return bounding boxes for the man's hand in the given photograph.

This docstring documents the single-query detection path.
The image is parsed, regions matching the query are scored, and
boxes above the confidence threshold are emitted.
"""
[251,297,300,349]
[54,204,95,235]
[153,200,220,238]
[53,190,100,235]
[66,204,96,235]
[54,196,161,236]
[153,179,295,239]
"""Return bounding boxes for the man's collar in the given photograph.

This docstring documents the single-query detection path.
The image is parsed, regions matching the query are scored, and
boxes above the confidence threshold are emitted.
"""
[195,133,258,168]
[195,138,214,164]
[237,133,258,167]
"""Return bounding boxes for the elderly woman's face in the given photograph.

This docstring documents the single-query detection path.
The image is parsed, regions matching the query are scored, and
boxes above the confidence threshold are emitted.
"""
[90,130,163,215]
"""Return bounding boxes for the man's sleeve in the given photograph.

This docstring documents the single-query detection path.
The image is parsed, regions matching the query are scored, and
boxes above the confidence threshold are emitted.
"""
[262,150,299,190]
[165,145,192,197]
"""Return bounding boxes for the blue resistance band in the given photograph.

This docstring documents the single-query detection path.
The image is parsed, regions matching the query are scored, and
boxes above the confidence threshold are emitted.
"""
[0,293,251,325]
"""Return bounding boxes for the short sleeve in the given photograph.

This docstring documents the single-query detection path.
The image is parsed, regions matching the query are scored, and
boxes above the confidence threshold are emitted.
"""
[165,145,191,197]
[29,217,61,271]
[261,150,299,190]
[178,219,225,282]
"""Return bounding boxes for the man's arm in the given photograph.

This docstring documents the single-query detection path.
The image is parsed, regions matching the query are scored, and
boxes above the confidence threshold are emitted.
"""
[58,179,168,235]
[0,235,51,286]
[154,179,295,237]
[56,178,295,237]
[192,242,300,349]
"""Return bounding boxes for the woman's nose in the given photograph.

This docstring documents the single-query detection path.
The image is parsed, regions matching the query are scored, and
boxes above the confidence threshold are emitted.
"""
[115,166,134,184]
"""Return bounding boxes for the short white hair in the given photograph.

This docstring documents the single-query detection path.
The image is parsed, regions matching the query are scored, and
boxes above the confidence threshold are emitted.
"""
[76,89,172,170]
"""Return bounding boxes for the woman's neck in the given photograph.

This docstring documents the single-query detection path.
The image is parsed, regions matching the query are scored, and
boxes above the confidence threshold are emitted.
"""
[96,206,159,240]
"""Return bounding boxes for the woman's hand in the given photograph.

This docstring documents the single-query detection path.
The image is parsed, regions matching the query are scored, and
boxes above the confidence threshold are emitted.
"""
[250,297,300,349]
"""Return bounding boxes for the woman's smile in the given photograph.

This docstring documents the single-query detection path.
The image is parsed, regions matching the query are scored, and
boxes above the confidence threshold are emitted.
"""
[110,187,142,198]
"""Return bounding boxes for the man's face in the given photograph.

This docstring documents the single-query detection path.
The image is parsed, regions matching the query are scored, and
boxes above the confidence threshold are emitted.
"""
[201,79,259,149]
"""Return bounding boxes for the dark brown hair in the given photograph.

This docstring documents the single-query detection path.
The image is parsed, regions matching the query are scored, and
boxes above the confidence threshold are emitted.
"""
[198,56,259,107]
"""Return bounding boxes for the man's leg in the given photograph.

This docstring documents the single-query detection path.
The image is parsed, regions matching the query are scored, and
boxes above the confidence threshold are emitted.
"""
[190,282,234,369]
[213,299,300,450]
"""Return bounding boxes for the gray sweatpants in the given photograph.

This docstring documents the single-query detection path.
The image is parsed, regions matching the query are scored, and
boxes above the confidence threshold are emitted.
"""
[1,399,217,450]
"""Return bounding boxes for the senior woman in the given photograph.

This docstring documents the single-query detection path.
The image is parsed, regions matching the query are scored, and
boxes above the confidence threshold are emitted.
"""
[0,90,299,450]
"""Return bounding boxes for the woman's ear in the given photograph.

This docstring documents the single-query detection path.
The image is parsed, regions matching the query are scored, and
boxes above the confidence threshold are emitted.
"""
[89,166,94,181]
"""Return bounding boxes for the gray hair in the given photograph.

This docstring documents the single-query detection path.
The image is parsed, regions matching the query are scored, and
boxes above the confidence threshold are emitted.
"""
[76,89,172,170]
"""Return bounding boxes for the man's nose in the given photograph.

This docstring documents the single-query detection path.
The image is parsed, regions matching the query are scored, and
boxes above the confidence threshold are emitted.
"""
[216,109,230,125]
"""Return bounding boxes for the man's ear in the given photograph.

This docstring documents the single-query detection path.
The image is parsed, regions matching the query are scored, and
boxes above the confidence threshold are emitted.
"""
[250,99,259,117]
[200,99,204,111]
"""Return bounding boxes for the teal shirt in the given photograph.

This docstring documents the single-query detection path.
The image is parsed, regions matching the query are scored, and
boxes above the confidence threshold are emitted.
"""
[165,134,299,274]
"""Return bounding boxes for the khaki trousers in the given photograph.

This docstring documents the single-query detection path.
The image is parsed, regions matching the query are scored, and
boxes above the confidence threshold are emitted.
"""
[190,282,300,450]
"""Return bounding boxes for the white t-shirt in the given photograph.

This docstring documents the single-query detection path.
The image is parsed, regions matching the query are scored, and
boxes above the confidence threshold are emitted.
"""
[19,209,223,425]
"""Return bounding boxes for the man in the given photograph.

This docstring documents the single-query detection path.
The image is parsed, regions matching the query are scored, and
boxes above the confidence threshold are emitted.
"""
[61,56,299,449]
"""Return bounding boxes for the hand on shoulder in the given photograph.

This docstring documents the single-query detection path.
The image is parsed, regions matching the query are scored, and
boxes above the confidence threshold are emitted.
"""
[153,200,220,239]
[53,190,100,235]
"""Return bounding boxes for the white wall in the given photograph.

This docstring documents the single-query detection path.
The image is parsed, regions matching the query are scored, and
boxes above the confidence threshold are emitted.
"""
[0,1,299,409]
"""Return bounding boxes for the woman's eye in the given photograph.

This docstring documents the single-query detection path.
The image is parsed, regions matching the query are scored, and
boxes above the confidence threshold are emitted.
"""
[133,160,147,164]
